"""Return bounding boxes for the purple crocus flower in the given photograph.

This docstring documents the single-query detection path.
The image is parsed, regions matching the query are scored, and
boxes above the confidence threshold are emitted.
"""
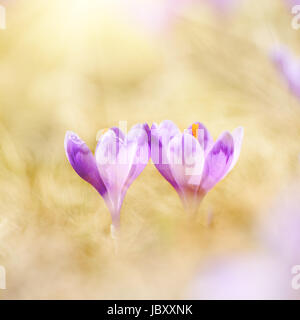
[189,183,300,300]
[284,0,300,9]
[189,253,288,300]
[64,123,150,232]
[261,183,300,267]
[271,45,300,100]
[151,120,243,213]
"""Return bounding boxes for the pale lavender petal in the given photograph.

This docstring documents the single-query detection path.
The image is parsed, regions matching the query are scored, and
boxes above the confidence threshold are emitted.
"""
[167,133,204,191]
[96,126,124,155]
[127,123,151,148]
[271,45,300,99]
[167,133,205,210]
[151,121,180,190]
[187,122,214,154]
[125,123,151,189]
[157,120,181,137]
[97,151,135,225]
[190,253,286,300]
[64,131,107,197]
[229,126,244,172]
[110,126,125,142]
[200,131,234,191]
[95,129,120,165]
[95,124,149,227]
[95,130,133,209]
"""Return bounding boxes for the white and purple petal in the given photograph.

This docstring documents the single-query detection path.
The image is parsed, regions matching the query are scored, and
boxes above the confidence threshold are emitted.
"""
[126,123,151,188]
[150,121,181,190]
[200,131,234,192]
[167,133,204,191]
[187,122,214,155]
[167,133,205,210]
[229,126,244,172]
[95,124,150,228]
[64,131,107,197]
[271,45,300,100]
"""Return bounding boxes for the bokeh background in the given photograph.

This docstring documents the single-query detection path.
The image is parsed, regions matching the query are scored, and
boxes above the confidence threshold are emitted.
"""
[0,0,300,299]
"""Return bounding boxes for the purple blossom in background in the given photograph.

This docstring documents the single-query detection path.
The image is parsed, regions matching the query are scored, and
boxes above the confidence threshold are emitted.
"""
[65,124,150,232]
[151,120,243,214]
[189,253,289,300]
[284,0,300,9]
[189,183,300,300]
[205,0,241,15]
[261,183,300,268]
[271,45,300,100]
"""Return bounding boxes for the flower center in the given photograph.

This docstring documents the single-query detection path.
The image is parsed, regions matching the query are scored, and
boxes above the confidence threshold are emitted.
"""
[192,123,199,139]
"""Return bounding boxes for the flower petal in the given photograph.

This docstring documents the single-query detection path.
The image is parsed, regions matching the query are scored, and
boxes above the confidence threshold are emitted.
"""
[166,133,204,213]
[200,131,234,191]
[167,133,204,189]
[187,122,214,154]
[151,121,180,190]
[158,120,181,136]
[126,123,150,186]
[110,126,125,142]
[271,45,300,99]
[95,125,148,226]
[95,129,134,191]
[95,129,120,165]
[127,123,151,149]
[64,131,107,196]
[229,126,244,172]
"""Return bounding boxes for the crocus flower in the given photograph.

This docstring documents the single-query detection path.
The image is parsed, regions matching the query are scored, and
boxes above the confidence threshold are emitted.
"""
[271,45,300,100]
[151,120,243,214]
[189,253,288,300]
[189,183,300,300]
[284,0,300,9]
[64,124,150,232]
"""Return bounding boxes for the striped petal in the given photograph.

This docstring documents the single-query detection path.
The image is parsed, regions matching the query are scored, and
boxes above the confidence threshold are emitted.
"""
[200,131,234,192]
[64,131,107,197]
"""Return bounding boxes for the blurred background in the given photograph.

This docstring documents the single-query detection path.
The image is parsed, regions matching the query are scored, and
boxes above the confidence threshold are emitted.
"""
[0,0,300,299]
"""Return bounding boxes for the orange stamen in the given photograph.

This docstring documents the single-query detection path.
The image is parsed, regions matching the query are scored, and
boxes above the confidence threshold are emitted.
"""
[192,123,199,139]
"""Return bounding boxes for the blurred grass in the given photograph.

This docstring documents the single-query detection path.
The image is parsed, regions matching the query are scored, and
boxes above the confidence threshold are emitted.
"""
[0,0,300,299]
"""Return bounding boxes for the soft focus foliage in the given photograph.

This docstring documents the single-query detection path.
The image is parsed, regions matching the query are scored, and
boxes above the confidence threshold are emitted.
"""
[0,0,300,299]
